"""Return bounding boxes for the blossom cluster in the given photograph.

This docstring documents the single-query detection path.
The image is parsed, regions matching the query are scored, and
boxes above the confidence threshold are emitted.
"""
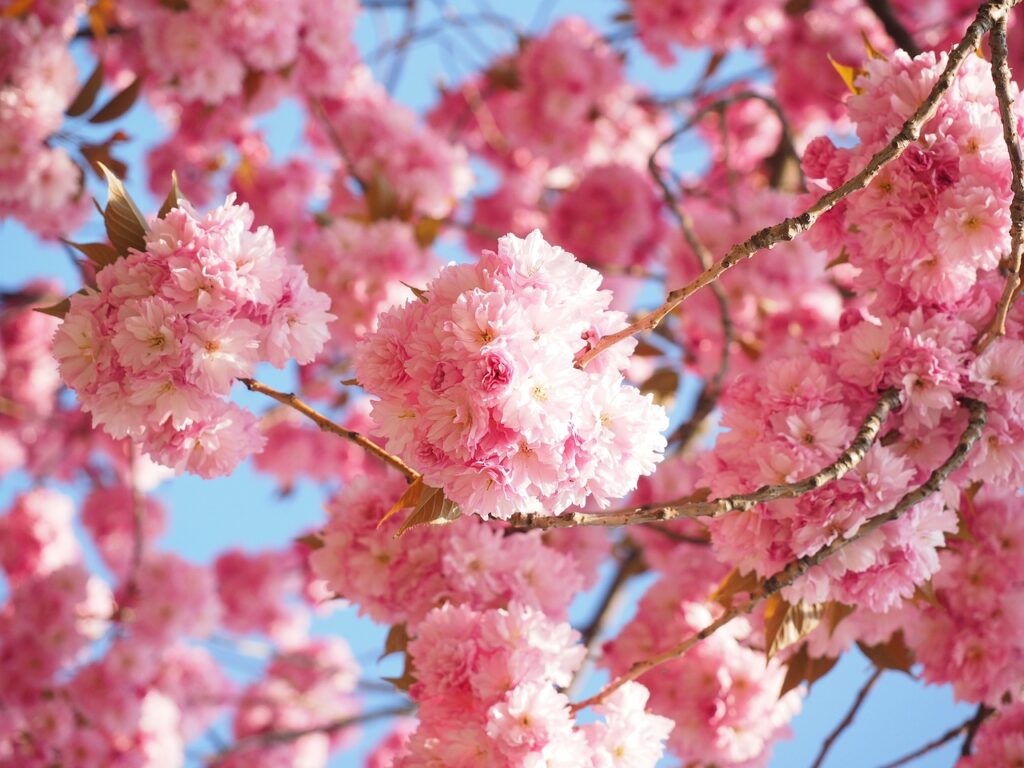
[0,480,360,768]
[958,701,1024,767]
[355,230,668,519]
[0,15,90,237]
[0,287,61,476]
[111,0,359,107]
[310,470,605,626]
[670,184,842,382]
[298,218,438,357]
[217,640,361,768]
[52,194,334,477]
[603,457,803,767]
[397,601,673,767]
[314,66,473,221]
[629,0,889,133]
[606,595,800,767]
[429,17,664,179]
[903,486,1024,705]
[695,49,1020,612]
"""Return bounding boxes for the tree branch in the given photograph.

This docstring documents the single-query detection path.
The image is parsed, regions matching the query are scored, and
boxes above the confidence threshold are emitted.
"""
[864,0,922,56]
[239,378,420,483]
[960,704,995,756]
[568,546,645,698]
[574,0,1021,369]
[976,14,1024,352]
[211,705,414,761]
[874,716,976,768]
[509,388,901,530]
[648,110,735,454]
[570,398,986,712]
[811,668,884,768]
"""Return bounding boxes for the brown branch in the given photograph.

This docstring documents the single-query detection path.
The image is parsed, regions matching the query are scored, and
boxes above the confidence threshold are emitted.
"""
[960,704,995,756]
[568,546,645,697]
[211,705,413,761]
[571,398,986,712]
[761,397,986,593]
[239,378,420,483]
[575,0,1021,369]
[648,118,735,454]
[509,388,901,530]
[864,0,922,56]
[384,0,417,93]
[811,668,884,768]
[976,14,1024,352]
[874,717,976,768]
[123,442,146,603]
[310,100,369,195]
[571,598,753,713]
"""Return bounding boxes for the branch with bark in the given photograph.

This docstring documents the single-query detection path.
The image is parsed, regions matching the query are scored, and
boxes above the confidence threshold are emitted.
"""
[239,378,420,482]
[210,705,414,762]
[811,667,884,768]
[574,0,1023,369]
[875,707,991,768]
[864,0,922,56]
[509,388,902,531]
[570,398,986,712]
[976,14,1024,351]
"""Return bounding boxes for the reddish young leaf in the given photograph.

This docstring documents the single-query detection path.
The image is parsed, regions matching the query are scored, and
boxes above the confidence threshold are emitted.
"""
[89,76,142,123]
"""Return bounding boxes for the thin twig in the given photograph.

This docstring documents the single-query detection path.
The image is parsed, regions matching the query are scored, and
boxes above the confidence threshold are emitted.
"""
[211,705,414,760]
[568,546,645,698]
[124,442,146,601]
[383,0,417,93]
[574,0,1021,368]
[239,378,420,482]
[510,388,901,530]
[864,0,923,55]
[310,100,369,194]
[648,115,735,454]
[960,704,995,756]
[874,716,977,768]
[976,14,1024,351]
[811,668,884,768]
[571,399,986,711]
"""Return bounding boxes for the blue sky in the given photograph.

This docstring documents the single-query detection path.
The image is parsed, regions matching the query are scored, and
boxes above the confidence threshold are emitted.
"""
[0,1,975,765]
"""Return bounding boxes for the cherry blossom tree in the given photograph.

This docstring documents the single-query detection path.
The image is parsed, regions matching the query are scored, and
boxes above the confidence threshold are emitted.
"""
[3,0,1024,765]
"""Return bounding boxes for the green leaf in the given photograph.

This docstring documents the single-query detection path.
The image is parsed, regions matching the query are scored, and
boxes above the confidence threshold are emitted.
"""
[61,240,119,268]
[97,162,149,256]
[157,171,183,219]
[89,76,142,123]
[66,61,104,118]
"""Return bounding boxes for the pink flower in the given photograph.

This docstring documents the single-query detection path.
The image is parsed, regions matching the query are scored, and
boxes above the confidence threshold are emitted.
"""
[53,195,332,479]
[356,231,667,519]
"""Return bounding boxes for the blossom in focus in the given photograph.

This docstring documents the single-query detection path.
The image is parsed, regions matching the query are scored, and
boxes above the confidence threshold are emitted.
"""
[354,230,668,519]
[52,195,334,478]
